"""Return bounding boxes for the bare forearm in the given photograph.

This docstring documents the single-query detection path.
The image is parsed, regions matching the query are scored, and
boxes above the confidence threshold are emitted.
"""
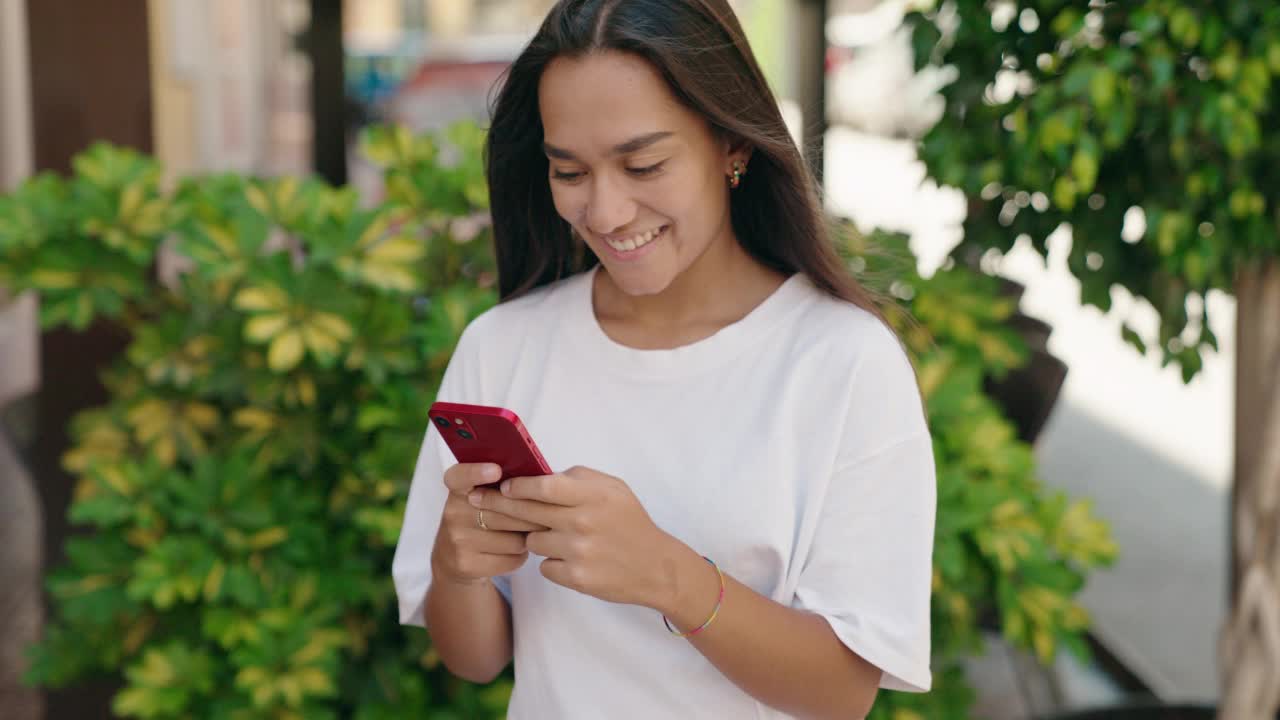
[424,576,513,683]
[654,541,881,719]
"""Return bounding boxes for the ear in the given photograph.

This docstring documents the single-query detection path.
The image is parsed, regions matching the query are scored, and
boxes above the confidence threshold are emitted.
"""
[722,136,754,171]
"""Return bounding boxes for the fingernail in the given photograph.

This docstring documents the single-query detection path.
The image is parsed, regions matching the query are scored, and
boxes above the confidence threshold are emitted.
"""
[482,465,501,482]
[468,491,482,507]
[500,480,511,496]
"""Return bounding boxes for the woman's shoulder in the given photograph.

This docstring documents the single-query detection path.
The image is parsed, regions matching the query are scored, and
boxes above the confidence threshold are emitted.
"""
[788,278,907,366]
[790,280,929,448]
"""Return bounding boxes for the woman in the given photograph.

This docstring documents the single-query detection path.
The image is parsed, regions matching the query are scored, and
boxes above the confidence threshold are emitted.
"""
[391,1,936,717]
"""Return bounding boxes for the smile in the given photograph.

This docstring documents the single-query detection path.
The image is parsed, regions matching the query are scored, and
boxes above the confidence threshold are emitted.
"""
[603,225,668,253]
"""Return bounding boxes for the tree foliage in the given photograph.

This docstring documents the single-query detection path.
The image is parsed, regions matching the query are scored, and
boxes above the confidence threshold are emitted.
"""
[909,0,1280,382]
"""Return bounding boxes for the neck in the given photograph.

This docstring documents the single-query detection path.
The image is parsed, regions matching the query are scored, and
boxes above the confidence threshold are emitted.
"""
[592,231,787,347]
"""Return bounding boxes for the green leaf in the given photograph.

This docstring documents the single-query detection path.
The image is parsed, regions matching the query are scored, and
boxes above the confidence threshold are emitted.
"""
[1070,135,1100,194]
[1052,176,1078,210]
[1201,325,1220,352]
[1052,9,1083,37]
[1168,7,1201,48]
[1089,68,1117,113]
[1121,324,1147,355]
[1150,53,1175,91]
[1063,62,1095,98]
[1179,348,1204,383]
[114,642,215,718]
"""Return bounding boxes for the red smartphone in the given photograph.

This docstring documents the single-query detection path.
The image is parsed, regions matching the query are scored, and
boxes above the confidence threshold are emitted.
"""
[428,401,553,482]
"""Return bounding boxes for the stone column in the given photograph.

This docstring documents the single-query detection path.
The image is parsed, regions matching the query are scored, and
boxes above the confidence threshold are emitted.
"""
[1,1,44,716]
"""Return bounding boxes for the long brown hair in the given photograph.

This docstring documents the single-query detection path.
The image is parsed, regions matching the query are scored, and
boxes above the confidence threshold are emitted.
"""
[484,0,886,323]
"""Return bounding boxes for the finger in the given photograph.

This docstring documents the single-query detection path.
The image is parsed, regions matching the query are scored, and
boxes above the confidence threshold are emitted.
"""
[464,528,528,556]
[524,529,576,560]
[499,470,592,507]
[471,489,566,528]
[447,496,546,532]
[538,558,578,590]
[475,508,547,533]
[443,462,502,494]
[444,551,529,584]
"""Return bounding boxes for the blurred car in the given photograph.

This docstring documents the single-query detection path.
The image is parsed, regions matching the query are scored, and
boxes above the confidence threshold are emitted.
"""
[384,33,528,133]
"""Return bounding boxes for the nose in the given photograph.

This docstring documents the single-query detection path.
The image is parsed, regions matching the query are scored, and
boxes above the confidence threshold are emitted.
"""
[583,173,637,236]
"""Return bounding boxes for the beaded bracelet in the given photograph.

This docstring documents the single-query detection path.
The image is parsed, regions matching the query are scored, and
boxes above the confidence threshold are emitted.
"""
[662,556,725,638]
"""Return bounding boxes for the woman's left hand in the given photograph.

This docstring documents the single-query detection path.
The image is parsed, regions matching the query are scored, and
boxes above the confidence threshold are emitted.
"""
[467,466,680,609]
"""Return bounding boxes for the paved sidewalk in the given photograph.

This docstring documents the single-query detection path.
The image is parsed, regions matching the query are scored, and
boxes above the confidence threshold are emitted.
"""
[1035,399,1226,702]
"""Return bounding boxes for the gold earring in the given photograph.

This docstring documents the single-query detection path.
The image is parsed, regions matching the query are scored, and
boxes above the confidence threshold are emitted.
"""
[729,161,746,189]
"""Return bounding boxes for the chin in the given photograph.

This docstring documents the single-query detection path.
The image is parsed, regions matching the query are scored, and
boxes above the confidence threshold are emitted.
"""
[603,265,675,297]
[587,228,689,296]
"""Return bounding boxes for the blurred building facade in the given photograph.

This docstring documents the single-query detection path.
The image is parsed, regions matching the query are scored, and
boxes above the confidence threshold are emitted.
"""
[3,2,157,717]
[148,0,313,181]
[1,0,33,190]
[0,1,40,715]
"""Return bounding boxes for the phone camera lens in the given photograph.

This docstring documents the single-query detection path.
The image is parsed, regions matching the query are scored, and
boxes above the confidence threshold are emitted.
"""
[457,429,474,440]
[433,416,450,429]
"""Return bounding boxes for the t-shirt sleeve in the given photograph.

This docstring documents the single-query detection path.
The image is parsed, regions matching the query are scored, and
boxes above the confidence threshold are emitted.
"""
[792,324,937,692]
[391,326,512,629]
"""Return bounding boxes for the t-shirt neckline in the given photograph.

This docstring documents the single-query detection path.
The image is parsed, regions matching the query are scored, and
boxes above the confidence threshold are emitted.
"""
[565,264,813,379]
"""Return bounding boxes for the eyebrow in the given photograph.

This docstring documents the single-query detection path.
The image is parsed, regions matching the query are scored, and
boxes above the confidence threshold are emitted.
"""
[542,131,674,160]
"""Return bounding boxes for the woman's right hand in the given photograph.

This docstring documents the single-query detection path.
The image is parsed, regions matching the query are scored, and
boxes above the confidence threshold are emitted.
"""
[431,463,546,586]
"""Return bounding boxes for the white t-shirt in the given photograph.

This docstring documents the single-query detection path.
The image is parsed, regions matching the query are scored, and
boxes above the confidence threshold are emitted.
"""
[392,266,936,718]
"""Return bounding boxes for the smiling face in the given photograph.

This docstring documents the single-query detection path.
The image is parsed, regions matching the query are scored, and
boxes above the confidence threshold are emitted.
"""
[538,50,747,297]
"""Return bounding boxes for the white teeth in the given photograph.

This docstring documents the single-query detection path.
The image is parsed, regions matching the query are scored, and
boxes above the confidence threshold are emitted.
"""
[606,226,664,252]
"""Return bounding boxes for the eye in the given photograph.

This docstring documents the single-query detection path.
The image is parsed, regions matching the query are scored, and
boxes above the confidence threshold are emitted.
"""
[552,170,585,182]
[627,162,666,177]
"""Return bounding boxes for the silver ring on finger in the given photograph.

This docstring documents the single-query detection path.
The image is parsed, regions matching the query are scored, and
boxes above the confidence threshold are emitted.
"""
[477,509,489,531]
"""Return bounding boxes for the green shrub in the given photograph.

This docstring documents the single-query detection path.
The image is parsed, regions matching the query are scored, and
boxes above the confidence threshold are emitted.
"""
[0,124,1114,719]
[848,230,1116,719]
